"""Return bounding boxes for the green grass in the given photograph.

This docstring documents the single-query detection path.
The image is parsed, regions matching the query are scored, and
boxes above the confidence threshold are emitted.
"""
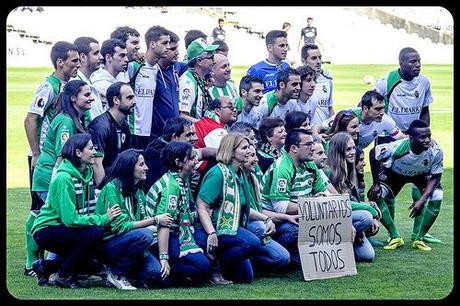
[6,65,453,299]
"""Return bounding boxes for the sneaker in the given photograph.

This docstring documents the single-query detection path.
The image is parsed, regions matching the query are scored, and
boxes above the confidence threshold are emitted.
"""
[55,275,86,289]
[107,271,137,290]
[411,233,442,244]
[209,272,233,285]
[383,237,404,250]
[24,267,37,277]
[32,259,50,286]
[413,240,432,251]
[48,272,58,286]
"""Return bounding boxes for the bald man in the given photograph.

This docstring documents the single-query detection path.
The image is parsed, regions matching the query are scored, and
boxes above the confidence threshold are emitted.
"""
[209,53,239,102]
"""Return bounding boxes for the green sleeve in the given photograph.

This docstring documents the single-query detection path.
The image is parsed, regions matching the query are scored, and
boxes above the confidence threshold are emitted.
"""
[95,182,134,234]
[312,166,327,194]
[50,173,109,227]
[269,163,292,202]
[351,201,378,218]
[198,166,223,207]
[54,117,77,157]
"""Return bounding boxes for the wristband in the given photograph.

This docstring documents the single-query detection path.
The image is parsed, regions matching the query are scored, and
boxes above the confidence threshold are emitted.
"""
[264,217,272,224]
[208,231,216,236]
[159,252,169,260]
[152,216,159,226]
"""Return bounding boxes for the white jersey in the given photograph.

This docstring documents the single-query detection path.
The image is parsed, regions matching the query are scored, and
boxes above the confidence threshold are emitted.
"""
[237,105,267,130]
[375,138,443,177]
[375,73,433,131]
[259,90,297,121]
[269,100,298,121]
[310,70,333,125]
[72,70,105,120]
[290,97,317,119]
[116,71,130,83]
[128,61,159,136]
[90,67,117,98]
[179,69,206,119]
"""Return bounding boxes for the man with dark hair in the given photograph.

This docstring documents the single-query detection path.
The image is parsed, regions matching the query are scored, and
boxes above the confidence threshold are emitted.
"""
[110,26,141,62]
[375,47,432,133]
[127,25,170,150]
[235,75,265,130]
[322,90,406,150]
[211,18,226,42]
[294,65,317,118]
[88,82,134,185]
[368,119,443,251]
[247,30,290,93]
[151,29,188,138]
[211,39,229,57]
[179,38,218,122]
[72,36,104,120]
[23,40,80,276]
[297,17,318,50]
[228,121,257,146]
[90,38,129,105]
[301,44,334,125]
[184,29,207,50]
[260,128,327,266]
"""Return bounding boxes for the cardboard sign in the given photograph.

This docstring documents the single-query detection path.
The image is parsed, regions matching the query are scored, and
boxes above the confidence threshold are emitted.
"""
[297,194,357,281]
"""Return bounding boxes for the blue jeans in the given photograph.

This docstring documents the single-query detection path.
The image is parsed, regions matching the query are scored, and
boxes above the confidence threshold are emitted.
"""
[352,210,375,262]
[152,232,210,280]
[100,228,161,282]
[194,227,260,283]
[247,221,290,270]
[272,221,300,266]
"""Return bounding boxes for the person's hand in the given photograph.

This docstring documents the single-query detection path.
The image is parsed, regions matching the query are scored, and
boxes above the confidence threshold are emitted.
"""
[157,213,173,227]
[409,198,425,218]
[370,219,380,236]
[286,214,300,225]
[367,183,381,201]
[367,201,382,220]
[264,219,276,236]
[207,232,218,254]
[160,259,170,280]
[107,204,122,221]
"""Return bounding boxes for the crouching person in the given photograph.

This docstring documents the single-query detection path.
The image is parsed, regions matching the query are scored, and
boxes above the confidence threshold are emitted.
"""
[146,142,211,285]
[95,149,173,290]
[32,134,122,289]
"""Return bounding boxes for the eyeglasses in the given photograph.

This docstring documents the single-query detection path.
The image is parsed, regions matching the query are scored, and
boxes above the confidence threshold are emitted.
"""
[220,105,236,111]
[297,141,314,147]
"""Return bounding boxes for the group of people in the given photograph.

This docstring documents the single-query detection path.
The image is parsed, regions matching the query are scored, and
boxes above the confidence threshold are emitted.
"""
[22,20,444,290]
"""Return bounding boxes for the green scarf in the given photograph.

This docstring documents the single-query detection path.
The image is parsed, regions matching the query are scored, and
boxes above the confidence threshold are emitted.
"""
[170,172,203,257]
[245,171,262,212]
[214,163,249,236]
[204,110,221,124]
[258,142,281,159]
[191,69,213,115]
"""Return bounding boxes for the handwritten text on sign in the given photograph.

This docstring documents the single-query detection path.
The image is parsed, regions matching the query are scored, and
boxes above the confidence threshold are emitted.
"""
[297,194,357,281]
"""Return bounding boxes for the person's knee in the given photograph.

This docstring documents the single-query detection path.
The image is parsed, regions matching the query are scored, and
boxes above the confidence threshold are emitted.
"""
[132,228,155,248]
[241,231,261,252]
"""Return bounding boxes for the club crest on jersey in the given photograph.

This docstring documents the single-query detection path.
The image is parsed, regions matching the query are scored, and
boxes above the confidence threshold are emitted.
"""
[306,177,314,187]
[423,159,429,166]
[277,179,287,192]
[322,85,327,93]
[379,173,387,181]
[121,133,126,144]
[168,195,177,210]
[414,90,419,98]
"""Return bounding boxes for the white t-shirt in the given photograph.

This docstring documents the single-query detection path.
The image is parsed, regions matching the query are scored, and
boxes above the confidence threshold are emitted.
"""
[310,70,333,125]
[375,74,433,131]
[72,70,105,121]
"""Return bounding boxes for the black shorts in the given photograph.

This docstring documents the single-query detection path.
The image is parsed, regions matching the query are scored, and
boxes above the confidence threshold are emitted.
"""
[28,156,45,212]
[379,170,441,200]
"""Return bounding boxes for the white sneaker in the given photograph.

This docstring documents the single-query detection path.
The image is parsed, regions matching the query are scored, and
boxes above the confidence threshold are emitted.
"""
[106,270,137,290]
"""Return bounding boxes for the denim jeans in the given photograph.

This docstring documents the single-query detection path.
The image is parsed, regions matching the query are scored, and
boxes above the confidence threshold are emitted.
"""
[352,210,375,262]
[194,227,260,283]
[99,228,161,281]
[151,232,211,280]
[247,221,290,270]
[33,224,104,277]
[272,221,300,266]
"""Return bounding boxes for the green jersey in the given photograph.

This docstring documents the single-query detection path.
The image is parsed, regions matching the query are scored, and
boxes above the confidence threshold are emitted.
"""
[32,113,78,192]
[209,80,239,101]
[261,152,326,213]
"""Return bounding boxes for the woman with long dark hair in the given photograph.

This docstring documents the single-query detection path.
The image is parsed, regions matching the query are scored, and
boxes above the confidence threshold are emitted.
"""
[320,110,359,152]
[96,149,173,290]
[31,133,121,289]
[326,132,380,262]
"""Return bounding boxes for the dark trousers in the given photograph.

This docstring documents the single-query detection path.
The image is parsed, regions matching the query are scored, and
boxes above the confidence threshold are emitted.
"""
[33,225,105,277]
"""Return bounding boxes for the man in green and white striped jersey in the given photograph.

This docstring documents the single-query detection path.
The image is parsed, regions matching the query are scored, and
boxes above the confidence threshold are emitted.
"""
[209,53,238,102]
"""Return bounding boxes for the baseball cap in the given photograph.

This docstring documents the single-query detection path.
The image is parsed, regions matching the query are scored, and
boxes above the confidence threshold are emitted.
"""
[186,38,219,61]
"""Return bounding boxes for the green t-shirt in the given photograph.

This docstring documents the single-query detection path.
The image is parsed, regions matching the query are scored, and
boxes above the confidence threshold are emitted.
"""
[32,113,78,192]
[198,164,248,226]
[95,180,148,240]
[210,80,239,101]
[261,153,327,211]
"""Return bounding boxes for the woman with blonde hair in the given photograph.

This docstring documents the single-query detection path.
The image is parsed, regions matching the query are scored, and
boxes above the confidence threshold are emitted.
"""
[195,133,261,283]
[326,132,380,262]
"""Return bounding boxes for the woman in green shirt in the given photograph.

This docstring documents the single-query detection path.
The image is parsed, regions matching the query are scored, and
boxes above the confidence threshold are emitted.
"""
[195,134,261,283]
[32,133,121,289]
[96,149,173,290]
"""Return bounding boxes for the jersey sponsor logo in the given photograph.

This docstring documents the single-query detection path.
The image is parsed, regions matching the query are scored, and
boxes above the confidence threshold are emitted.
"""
[168,195,177,210]
[60,131,69,145]
[277,178,287,192]
[135,88,155,97]
[34,97,45,108]
[390,106,422,114]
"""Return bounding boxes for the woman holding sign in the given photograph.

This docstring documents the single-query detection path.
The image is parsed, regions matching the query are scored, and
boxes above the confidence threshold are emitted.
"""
[195,134,261,283]
[326,132,380,262]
